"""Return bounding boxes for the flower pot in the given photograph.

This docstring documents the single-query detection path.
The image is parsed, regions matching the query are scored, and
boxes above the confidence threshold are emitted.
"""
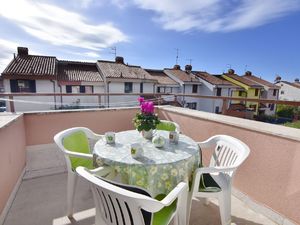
[142,129,153,139]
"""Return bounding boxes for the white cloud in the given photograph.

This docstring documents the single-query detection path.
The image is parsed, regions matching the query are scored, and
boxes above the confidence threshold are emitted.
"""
[0,39,18,73]
[0,0,128,50]
[130,0,300,32]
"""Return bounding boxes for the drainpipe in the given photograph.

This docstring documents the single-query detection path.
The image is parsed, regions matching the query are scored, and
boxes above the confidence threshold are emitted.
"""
[107,81,110,108]
[50,80,57,110]
[58,83,63,109]
[183,84,186,107]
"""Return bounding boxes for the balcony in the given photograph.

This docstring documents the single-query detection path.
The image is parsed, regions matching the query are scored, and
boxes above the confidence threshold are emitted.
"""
[0,106,299,225]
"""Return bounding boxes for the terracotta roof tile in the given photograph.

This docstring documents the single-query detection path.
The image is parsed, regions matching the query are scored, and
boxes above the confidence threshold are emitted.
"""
[164,69,200,83]
[223,73,263,88]
[2,55,56,77]
[97,60,155,81]
[242,74,279,89]
[145,69,178,85]
[194,71,233,85]
[58,61,103,82]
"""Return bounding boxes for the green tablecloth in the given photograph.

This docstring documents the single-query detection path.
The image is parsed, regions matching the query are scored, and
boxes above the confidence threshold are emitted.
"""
[94,130,200,197]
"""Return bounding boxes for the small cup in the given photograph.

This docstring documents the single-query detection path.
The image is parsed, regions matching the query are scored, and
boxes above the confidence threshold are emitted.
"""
[169,131,179,144]
[105,132,115,144]
[131,143,143,159]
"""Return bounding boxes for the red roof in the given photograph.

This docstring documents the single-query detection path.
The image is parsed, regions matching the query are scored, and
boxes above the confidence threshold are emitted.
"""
[223,73,263,88]
[195,72,233,85]
[58,61,103,82]
[164,69,200,83]
[2,55,56,78]
[145,69,178,85]
[97,60,156,81]
[242,74,279,89]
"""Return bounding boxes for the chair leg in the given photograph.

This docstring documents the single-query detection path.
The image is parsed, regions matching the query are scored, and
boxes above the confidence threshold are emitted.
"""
[218,191,231,225]
[67,171,78,218]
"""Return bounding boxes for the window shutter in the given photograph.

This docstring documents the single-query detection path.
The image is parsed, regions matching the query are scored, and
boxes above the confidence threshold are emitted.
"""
[66,85,72,93]
[80,86,85,93]
[10,80,18,92]
[29,80,36,93]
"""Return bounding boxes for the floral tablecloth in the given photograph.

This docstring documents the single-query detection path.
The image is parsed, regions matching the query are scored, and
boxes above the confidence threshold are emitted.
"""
[93,130,200,197]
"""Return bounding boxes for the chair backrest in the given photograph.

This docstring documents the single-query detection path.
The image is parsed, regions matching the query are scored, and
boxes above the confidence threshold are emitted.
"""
[54,127,95,170]
[208,135,250,176]
[76,167,166,225]
[156,120,180,133]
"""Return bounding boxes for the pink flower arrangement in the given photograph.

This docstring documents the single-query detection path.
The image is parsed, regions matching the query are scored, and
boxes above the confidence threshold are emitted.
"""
[133,97,160,131]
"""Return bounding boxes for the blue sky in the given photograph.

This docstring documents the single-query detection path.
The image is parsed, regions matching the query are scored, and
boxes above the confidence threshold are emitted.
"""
[1,0,300,82]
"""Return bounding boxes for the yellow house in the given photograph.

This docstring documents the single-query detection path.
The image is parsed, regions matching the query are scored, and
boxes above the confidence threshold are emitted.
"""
[222,69,263,115]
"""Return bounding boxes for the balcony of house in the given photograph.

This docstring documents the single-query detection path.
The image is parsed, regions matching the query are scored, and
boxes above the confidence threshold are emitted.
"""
[1,106,300,225]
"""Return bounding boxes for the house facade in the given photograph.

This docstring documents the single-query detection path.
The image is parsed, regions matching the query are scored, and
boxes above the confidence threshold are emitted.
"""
[145,69,181,104]
[222,69,263,115]
[163,65,202,110]
[1,47,105,112]
[242,71,280,115]
[193,71,238,113]
[275,76,300,101]
[97,57,157,107]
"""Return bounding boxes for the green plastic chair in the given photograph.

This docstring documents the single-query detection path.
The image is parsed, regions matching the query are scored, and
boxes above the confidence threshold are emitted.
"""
[76,166,188,225]
[156,120,180,133]
[54,127,110,218]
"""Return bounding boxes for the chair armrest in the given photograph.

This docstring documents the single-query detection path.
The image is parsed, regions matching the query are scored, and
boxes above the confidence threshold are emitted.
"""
[89,133,104,141]
[197,141,214,149]
[89,166,112,177]
[160,182,188,207]
[196,166,236,174]
[65,150,93,159]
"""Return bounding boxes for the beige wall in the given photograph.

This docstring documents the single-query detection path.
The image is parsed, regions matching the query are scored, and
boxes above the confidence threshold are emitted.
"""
[158,106,300,224]
[24,108,138,146]
[0,115,26,214]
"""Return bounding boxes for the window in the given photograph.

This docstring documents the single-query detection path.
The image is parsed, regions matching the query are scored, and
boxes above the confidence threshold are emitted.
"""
[157,87,161,93]
[10,79,36,93]
[186,102,197,110]
[270,104,275,111]
[124,82,133,93]
[238,91,244,97]
[255,89,259,96]
[216,88,222,96]
[281,90,284,95]
[192,85,198,93]
[273,89,277,96]
[66,85,93,93]
[140,83,143,93]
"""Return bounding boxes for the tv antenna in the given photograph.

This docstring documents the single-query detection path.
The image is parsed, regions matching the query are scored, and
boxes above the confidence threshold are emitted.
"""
[226,64,232,69]
[110,46,117,58]
[175,48,179,64]
[244,64,248,72]
[186,58,193,65]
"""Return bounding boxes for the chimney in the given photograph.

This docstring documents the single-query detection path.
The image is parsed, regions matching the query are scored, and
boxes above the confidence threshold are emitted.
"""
[274,75,281,83]
[115,56,124,64]
[17,47,28,56]
[245,71,252,76]
[173,64,181,70]
[185,64,192,73]
[228,69,235,74]
[295,78,299,83]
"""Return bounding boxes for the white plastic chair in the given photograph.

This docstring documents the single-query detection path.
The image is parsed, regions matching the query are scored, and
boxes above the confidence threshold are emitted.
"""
[54,127,111,218]
[76,166,188,225]
[190,135,250,225]
[156,120,181,133]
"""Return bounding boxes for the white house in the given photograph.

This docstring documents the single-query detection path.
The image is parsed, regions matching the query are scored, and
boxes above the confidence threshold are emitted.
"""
[275,76,300,101]
[97,57,158,107]
[242,71,280,115]
[163,65,202,110]
[193,71,237,113]
[1,47,105,112]
[145,69,181,105]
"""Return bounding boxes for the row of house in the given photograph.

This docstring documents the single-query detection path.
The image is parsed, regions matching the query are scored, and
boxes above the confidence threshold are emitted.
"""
[0,46,298,116]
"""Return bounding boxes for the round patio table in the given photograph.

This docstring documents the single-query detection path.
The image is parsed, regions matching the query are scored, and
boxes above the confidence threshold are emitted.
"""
[93,130,200,197]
